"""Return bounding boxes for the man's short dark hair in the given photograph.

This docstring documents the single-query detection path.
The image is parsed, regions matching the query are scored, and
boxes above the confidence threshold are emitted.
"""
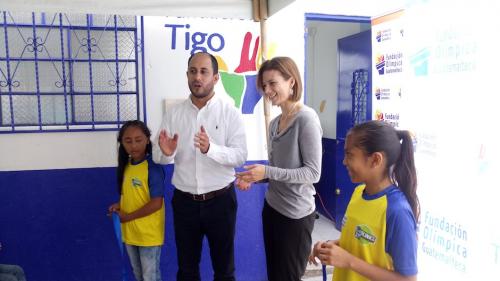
[188,52,219,74]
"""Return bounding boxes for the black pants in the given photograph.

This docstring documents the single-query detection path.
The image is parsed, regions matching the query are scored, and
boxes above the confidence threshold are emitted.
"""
[262,200,315,281]
[172,185,237,281]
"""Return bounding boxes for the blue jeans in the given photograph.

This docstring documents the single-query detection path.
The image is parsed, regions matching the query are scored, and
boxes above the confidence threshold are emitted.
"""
[125,244,162,281]
[0,264,26,281]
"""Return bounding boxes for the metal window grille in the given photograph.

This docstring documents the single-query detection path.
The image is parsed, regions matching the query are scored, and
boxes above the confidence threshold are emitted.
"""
[0,11,142,133]
[351,69,369,125]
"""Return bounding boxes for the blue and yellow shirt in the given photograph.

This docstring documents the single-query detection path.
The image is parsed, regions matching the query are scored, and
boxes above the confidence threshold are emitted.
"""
[333,184,418,281]
[120,156,165,246]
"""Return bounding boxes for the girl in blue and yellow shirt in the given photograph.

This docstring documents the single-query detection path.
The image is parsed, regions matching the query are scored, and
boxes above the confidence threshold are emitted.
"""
[310,120,419,281]
[108,120,165,281]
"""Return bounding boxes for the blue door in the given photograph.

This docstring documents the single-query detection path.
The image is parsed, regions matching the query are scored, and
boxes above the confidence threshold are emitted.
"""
[335,30,371,229]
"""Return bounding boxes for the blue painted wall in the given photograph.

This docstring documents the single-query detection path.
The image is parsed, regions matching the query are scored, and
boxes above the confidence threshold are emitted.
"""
[0,163,267,281]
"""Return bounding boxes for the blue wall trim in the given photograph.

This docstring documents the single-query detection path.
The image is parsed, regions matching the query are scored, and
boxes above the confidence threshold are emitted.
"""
[0,161,268,281]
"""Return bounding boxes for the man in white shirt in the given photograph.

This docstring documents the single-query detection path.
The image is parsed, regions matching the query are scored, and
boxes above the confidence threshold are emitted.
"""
[153,52,247,281]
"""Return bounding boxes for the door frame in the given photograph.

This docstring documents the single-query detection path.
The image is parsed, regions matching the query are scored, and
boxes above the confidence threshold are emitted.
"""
[304,13,371,228]
[304,13,370,105]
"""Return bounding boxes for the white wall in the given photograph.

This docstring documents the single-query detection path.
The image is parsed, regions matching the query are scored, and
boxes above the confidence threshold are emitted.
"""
[303,0,404,17]
[305,21,369,139]
[0,0,254,19]
[0,1,406,172]
[0,132,117,171]
[266,0,393,139]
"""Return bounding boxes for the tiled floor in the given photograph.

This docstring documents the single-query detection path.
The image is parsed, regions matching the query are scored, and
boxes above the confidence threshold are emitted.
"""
[303,214,340,281]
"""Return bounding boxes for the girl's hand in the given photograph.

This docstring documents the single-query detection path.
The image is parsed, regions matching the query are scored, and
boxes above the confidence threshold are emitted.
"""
[317,240,353,268]
[236,164,266,183]
[115,210,131,223]
[235,177,252,191]
[159,129,178,156]
[108,203,120,214]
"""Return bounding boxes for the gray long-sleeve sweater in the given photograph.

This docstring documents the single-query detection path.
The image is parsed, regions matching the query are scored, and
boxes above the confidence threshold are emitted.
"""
[264,105,323,219]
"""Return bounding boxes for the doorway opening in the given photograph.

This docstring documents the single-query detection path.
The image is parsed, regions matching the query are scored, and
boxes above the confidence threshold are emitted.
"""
[305,13,371,229]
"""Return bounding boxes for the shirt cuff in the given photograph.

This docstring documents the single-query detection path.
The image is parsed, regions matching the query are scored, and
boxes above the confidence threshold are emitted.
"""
[153,150,176,164]
[205,141,220,159]
[264,165,273,180]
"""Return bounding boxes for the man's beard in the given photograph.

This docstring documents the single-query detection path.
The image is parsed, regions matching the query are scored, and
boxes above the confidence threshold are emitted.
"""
[189,85,214,99]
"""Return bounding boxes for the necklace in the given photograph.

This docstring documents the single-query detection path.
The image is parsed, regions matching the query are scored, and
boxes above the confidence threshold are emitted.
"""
[279,102,301,130]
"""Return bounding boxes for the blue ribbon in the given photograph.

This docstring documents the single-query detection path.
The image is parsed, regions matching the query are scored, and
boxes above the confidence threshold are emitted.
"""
[112,213,128,281]
[322,264,327,281]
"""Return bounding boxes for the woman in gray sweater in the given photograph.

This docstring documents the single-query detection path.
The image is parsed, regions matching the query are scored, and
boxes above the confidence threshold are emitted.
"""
[236,56,323,281]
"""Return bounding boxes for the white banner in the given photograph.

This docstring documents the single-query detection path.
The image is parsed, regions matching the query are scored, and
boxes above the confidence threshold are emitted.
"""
[373,1,500,279]
[143,16,267,160]
[371,11,405,128]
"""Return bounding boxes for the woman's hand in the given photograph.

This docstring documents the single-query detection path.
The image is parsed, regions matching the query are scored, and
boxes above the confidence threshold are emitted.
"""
[236,164,266,183]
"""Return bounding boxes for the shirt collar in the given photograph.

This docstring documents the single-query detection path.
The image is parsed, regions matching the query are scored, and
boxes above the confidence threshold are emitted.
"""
[362,184,398,200]
[188,92,218,110]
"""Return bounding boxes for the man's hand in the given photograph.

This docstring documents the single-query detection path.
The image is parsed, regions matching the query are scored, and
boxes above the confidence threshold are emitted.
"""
[159,129,178,156]
[194,126,210,154]
[235,177,252,191]
[308,241,324,266]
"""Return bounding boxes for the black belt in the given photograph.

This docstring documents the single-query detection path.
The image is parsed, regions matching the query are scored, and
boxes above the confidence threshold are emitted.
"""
[177,183,233,202]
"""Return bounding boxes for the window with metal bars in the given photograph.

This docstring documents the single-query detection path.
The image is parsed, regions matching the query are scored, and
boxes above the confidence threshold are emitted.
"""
[0,11,142,133]
[351,69,369,126]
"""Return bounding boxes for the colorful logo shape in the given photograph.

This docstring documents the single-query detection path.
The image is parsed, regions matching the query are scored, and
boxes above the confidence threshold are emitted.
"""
[376,54,385,75]
[132,178,143,188]
[375,88,381,100]
[376,31,382,42]
[217,32,262,114]
[355,225,377,245]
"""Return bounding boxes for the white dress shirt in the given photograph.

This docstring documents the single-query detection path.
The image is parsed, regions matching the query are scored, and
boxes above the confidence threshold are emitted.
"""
[153,94,247,195]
